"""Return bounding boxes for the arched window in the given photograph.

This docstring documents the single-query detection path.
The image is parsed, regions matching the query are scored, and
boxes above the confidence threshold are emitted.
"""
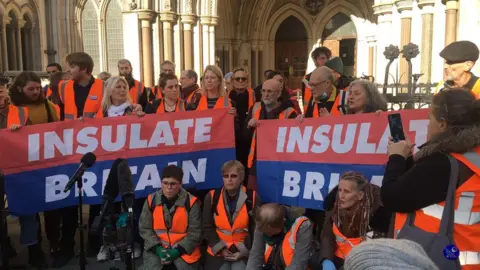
[82,0,100,75]
[105,0,124,73]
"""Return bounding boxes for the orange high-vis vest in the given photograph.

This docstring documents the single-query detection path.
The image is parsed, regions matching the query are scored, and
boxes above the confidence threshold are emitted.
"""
[129,80,144,104]
[434,79,480,99]
[394,148,480,270]
[155,99,185,113]
[303,87,346,117]
[154,85,163,100]
[46,87,52,98]
[247,102,295,168]
[332,223,363,259]
[264,217,309,267]
[206,187,256,256]
[59,79,104,120]
[197,95,231,110]
[6,105,28,127]
[228,88,256,109]
[147,192,202,264]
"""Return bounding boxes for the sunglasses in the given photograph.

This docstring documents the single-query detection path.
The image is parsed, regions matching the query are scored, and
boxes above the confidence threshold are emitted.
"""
[234,77,247,82]
[223,174,238,179]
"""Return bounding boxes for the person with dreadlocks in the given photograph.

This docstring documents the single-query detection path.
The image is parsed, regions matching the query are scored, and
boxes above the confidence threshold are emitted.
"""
[310,172,383,270]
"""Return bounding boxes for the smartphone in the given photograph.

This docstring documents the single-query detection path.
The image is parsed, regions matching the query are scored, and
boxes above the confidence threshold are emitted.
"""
[388,113,406,143]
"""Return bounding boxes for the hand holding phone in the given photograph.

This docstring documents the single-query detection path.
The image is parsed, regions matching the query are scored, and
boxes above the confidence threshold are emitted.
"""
[388,113,406,143]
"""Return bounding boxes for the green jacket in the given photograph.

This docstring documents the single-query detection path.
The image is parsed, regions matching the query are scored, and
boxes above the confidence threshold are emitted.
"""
[139,188,202,270]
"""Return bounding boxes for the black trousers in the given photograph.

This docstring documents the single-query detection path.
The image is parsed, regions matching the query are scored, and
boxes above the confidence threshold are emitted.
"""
[43,206,78,250]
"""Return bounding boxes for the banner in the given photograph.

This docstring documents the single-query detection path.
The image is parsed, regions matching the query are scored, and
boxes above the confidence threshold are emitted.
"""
[0,109,235,215]
[256,109,429,210]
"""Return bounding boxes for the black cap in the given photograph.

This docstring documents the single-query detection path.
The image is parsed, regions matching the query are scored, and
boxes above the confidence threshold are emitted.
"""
[440,40,479,64]
[325,57,344,75]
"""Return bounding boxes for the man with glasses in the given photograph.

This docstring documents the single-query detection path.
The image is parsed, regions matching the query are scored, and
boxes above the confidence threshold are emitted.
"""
[139,165,202,270]
[229,67,257,172]
[245,79,298,190]
[44,63,62,94]
[434,40,479,98]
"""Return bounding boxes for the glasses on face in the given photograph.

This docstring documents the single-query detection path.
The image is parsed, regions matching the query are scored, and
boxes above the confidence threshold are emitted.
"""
[234,77,247,82]
[162,181,179,188]
[261,89,279,95]
[309,80,328,89]
[222,173,238,179]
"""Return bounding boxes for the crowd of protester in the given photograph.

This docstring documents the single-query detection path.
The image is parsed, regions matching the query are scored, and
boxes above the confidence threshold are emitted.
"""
[0,39,479,270]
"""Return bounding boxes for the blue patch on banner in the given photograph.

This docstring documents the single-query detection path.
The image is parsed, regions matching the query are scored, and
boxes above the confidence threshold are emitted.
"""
[5,148,235,215]
[256,160,386,210]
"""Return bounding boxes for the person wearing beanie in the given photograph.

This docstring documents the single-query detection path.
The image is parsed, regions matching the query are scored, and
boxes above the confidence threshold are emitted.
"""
[325,57,354,91]
[434,40,480,98]
[344,239,439,270]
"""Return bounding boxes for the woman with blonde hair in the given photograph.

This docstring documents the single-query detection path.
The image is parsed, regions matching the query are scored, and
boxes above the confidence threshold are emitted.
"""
[95,76,144,118]
[197,65,236,114]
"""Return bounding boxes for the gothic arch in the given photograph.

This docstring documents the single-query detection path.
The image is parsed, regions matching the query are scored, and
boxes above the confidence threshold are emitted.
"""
[264,4,314,42]
[314,1,367,41]
[4,1,22,19]
[0,2,5,18]
[20,5,36,26]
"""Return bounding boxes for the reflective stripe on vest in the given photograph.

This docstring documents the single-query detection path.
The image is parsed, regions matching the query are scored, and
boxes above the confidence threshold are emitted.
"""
[60,79,104,120]
[247,102,262,168]
[394,149,480,268]
[6,105,28,127]
[206,187,252,256]
[147,192,201,264]
[263,217,309,267]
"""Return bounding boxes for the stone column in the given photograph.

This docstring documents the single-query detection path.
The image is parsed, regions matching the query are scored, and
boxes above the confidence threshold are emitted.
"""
[418,0,435,83]
[252,42,259,85]
[366,36,376,77]
[160,12,176,62]
[444,0,458,46]
[200,16,213,67]
[138,11,155,87]
[1,20,9,71]
[182,15,195,70]
[228,43,233,71]
[395,0,413,93]
[17,19,26,71]
[373,2,393,87]
[209,17,217,66]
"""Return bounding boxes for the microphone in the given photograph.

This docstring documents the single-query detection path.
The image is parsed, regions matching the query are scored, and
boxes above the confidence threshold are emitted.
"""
[117,159,135,213]
[63,152,97,193]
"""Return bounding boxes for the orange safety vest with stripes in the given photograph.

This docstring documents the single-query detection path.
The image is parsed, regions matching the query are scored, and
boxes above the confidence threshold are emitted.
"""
[434,79,480,99]
[196,95,232,110]
[332,223,363,259]
[6,105,29,127]
[129,80,144,104]
[153,98,185,114]
[303,86,346,117]
[59,79,104,120]
[264,216,309,267]
[146,192,202,264]
[228,88,256,109]
[247,102,296,169]
[206,187,256,256]
[394,148,480,270]
[153,85,163,100]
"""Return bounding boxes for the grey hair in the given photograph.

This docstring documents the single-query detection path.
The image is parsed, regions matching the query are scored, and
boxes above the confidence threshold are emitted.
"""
[348,79,388,114]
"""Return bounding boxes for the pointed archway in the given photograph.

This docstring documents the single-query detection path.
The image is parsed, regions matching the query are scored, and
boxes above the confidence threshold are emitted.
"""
[275,16,308,90]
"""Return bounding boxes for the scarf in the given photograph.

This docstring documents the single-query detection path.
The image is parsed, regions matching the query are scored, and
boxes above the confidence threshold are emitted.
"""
[107,102,130,117]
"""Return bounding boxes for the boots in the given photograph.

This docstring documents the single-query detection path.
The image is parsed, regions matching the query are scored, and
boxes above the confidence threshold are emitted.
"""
[28,243,47,269]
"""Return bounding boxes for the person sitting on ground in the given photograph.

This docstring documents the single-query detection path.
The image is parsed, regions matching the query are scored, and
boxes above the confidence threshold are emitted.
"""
[139,165,203,270]
[310,172,386,270]
[203,160,261,270]
[246,203,313,270]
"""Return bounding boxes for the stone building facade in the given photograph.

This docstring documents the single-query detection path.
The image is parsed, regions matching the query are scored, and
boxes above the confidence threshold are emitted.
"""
[0,0,479,89]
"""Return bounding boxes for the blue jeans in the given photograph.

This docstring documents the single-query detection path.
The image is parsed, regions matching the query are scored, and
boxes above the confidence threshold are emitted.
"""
[19,214,41,245]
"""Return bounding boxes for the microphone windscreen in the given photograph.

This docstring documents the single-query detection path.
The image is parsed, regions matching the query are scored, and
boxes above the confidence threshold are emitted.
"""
[117,159,134,196]
[81,152,97,168]
[103,159,121,200]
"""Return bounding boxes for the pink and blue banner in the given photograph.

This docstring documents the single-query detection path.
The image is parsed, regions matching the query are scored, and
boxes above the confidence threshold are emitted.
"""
[256,109,430,210]
[0,109,235,215]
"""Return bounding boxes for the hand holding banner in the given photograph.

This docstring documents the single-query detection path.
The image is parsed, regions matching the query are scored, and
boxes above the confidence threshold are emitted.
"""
[256,109,429,210]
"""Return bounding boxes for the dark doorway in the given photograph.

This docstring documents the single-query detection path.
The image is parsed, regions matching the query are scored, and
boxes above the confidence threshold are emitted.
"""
[275,16,308,90]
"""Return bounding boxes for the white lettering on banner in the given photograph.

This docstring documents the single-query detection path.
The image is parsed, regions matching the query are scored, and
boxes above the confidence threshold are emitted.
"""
[45,159,208,203]
[28,118,213,161]
[276,120,428,154]
[282,170,383,200]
